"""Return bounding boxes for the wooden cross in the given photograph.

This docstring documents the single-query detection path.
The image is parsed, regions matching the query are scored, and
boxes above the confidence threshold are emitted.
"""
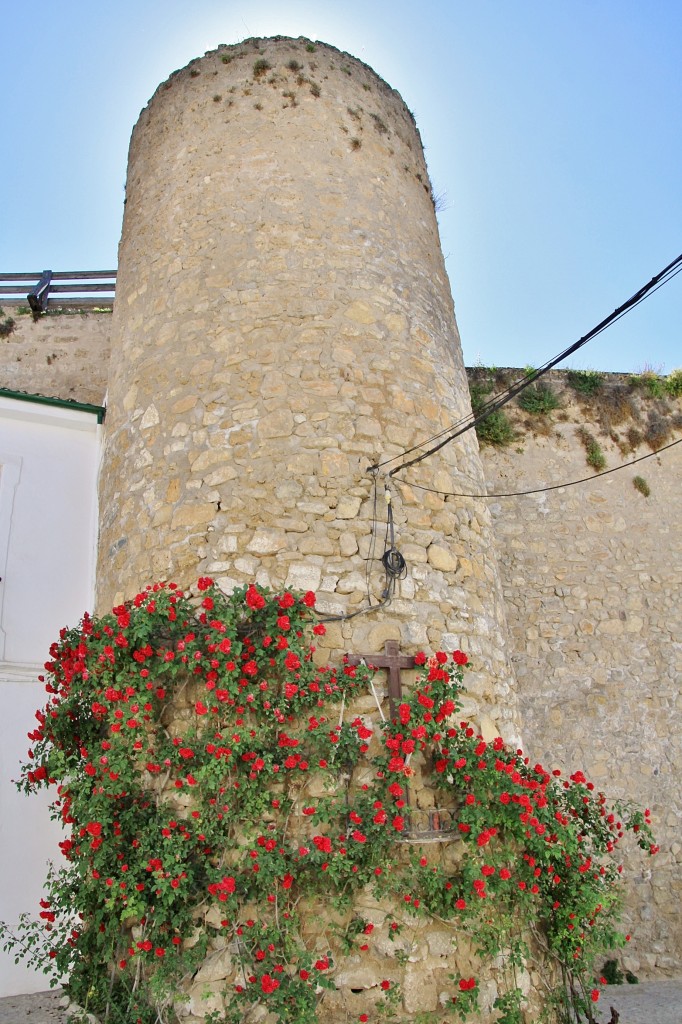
[347,640,416,719]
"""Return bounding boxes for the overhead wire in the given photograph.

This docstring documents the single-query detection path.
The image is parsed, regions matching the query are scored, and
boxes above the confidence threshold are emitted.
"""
[368,253,682,477]
[391,435,682,499]
[317,255,681,621]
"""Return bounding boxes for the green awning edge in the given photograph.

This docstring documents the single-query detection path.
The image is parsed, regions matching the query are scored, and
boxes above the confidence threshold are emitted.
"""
[0,388,106,424]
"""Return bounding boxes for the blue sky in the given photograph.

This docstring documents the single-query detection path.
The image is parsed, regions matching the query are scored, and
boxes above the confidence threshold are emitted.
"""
[1,0,680,373]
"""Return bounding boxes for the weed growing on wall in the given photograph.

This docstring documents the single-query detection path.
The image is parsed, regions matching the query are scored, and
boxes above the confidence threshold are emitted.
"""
[632,476,651,497]
[628,369,666,399]
[253,58,271,78]
[576,428,607,471]
[664,368,682,398]
[1,581,656,1024]
[468,371,516,447]
[566,370,604,397]
[517,384,560,416]
[0,306,16,338]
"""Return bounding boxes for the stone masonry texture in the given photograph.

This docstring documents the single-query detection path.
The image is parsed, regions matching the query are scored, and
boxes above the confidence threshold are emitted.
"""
[93,37,524,1019]
[97,37,518,741]
[476,369,682,978]
[2,36,680,1014]
[0,309,110,405]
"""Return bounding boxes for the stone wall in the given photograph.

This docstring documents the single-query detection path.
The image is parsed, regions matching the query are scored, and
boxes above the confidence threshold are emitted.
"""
[0,308,111,405]
[474,369,682,977]
[91,37,525,1018]
[2,324,680,983]
[1,36,679,996]
[97,37,518,741]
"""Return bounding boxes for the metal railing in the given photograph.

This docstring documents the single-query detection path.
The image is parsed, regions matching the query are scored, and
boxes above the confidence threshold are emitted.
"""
[0,270,117,312]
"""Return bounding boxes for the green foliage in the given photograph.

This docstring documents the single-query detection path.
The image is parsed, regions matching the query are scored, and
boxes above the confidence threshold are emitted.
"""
[664,368,682,397]
[645,412,670,450]
[469,375,516,447]
[577,428,606,471]
[600,958,624,984]
[632,475,651,497]
[566,369,604,396]
[476,407,516,447]
[628,369,666,398]
[0,581,656,1024]
[253,58,271,78]
[0,307,16,338]
[306,43,316,52]
[517,383,560,416]
[494,987,524,1023]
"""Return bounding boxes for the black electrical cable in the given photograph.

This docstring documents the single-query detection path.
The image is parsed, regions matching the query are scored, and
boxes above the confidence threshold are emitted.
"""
[365,470,379,605]
[316,480,407,623]
[391,435,682,499]
[380,497,407,598]
[368,253,682,476]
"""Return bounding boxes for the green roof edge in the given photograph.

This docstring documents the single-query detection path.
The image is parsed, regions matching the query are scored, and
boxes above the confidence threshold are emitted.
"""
[0,388,106,424]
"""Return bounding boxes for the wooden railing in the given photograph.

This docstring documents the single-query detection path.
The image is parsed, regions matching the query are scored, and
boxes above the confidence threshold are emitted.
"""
[0,270,117,312]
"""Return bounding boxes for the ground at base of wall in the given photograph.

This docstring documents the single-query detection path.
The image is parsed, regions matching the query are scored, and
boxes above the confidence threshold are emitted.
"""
[0,988,65,1023]
[3,982,682,1024]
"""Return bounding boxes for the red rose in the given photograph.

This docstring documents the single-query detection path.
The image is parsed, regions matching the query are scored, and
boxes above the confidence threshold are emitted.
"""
[246,585,266,610]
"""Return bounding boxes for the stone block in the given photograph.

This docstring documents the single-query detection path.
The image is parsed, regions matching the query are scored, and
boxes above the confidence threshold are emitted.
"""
[425,928,455,958]
[320,450,350,476]
[140,403,160,428]
[299,535,336,556]
[366,623,402,650]
[427,543,458,572]
[335,963,382,989]
[171,503,215,529]
[340,531,359,556]
[257,407,294,438]
[188,985,224,1017]
[344,300,379,324]
[285,563,323,592]
[402,963,438,1013]
[247,529,288,554]
[336,571,367,594]
[335,495,362,519]
[193,947,233,983]
[400,543,428,563]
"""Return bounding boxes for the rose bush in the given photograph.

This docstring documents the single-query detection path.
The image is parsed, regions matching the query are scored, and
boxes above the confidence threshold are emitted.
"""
[1,580,656,1024]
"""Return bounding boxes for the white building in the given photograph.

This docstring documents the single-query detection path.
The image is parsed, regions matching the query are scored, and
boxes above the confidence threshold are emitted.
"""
[0,391,101,996]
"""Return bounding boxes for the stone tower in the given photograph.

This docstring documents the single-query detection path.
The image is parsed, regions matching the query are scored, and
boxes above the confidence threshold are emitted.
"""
[98,37,518,740]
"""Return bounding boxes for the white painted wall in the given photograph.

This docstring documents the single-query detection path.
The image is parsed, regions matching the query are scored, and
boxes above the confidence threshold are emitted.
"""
[0,395,100,996]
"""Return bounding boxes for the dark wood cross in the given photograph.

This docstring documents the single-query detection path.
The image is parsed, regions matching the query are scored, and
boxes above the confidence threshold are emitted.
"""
[347,640,416,719]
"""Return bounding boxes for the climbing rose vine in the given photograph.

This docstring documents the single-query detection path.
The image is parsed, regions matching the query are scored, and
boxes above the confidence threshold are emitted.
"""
[1,580,656,1024]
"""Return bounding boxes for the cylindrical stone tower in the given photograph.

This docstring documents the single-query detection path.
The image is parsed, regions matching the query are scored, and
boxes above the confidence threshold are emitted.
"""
[98,36,518,739]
